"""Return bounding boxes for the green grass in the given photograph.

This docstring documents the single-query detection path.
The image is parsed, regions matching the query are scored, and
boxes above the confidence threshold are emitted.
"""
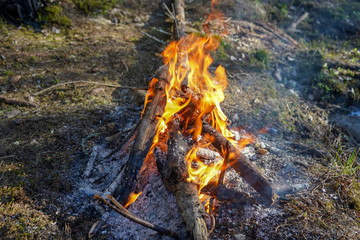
[332,145,360,176]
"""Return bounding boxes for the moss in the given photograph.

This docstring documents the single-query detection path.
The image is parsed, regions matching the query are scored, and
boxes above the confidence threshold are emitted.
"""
[38,4,72,27]
[72,0,118,15]
[254,49,269,68]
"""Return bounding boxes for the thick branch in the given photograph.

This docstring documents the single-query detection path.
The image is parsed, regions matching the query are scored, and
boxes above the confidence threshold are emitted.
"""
[156,120,208,240]
[202,122,278,204]
[114,77,167,203]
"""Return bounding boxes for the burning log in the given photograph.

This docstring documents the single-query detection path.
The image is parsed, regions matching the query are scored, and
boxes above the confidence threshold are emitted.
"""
[98,1,279,239]
[202,122,278,204]
[156,120,208,240]
[114,74,168,203]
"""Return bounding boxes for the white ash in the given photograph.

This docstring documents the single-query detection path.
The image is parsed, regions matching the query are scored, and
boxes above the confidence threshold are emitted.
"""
[108,173,186,240]
[65,105,312,239]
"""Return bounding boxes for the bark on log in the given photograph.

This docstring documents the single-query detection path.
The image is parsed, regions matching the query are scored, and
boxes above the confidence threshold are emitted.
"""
[174,0,186,40]
[114,76,167,203]
[113,0,187,204]
[202,121,278,204]
[156,120,208,240]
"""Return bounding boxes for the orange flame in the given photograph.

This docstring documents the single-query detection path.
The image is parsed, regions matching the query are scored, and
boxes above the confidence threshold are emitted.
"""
[140,1,255,209]
[186,144,224,193]
[124,192,142,208]
[203,0,228,35]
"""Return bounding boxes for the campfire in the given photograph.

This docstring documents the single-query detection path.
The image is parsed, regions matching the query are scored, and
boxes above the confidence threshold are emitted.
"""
[94,1,277,239]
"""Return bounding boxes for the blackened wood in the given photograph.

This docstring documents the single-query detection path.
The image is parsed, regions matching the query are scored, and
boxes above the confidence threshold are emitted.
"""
[114,77,167,204]
[202,122,278,204]
[156,120,208,240]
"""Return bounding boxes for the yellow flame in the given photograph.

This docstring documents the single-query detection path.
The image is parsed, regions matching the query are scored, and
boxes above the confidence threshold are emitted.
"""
[142,33,255,202]
[124,192,142,208]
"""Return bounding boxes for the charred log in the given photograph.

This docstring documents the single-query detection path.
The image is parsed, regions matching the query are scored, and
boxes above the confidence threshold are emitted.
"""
[156,120,208,240]
[114,76,167,204]
[202,121,278,204]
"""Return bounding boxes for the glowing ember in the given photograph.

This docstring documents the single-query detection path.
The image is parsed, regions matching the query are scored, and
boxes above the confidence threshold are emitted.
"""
[124,192,142,208]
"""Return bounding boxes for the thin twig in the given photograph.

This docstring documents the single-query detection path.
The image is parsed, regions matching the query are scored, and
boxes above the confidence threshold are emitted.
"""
[106,195,137,217]
[93,194,180,239]
[171,3,180,39]
[163,3,175,20]
[32,81,147,96]
[152,27,172,36]
[104,121,140,159]
[88,220,101,238]
[138,30,166,44]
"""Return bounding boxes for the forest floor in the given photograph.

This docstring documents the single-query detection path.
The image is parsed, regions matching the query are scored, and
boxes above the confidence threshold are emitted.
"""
[0,0,359,239]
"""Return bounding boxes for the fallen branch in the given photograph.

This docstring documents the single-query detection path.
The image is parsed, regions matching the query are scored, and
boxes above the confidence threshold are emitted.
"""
[93,194,180,239]
[0,95,37,107]
[32,80,147,96]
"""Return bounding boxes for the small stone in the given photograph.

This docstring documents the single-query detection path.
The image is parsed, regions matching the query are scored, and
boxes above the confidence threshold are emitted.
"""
[30,139,39,145]
[232,113,240,121]
[13,141,20,145]
[91,67,100,73]
[5,109,21,119]
[268,127,278,134]
[91,87,105,95]
[269,147,281,155]
[287,80,297,89]
[230,55,237,61]
[10,75,22,85]
[110,8,121,15]
[233,233,246,240]
[52,27,61,34]
[134,16,142,23]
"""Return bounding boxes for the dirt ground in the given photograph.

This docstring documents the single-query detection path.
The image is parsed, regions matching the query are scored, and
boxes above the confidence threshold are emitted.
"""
[0,0,359,239]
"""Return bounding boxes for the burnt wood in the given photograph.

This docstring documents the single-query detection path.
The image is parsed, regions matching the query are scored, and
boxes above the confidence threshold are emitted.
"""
[156,120,208,240]
[202,121,278,204]
[114,77,167,203]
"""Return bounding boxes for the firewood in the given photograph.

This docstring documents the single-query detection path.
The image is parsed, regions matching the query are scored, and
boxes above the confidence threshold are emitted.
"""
[174,0,186,40]
[113,75,168,204]
[155,120,208,240]
[196,148,222,165]
[202,121,278,204]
